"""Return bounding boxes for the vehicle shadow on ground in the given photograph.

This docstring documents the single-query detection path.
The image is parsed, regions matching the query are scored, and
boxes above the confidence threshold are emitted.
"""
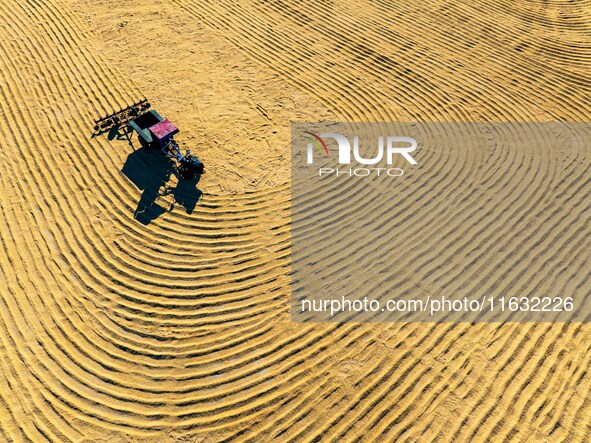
[91,124,134,149]
[171,177,202,215]
[121,146,202,225]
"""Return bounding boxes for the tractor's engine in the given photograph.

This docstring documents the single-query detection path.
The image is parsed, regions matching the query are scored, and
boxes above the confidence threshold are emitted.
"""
[178,153,205,180]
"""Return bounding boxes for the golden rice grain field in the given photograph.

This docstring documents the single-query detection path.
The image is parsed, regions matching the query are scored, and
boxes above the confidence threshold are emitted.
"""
[1,0,591,441]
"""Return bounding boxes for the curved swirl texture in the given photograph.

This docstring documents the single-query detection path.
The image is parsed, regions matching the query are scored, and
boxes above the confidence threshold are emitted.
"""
[0,0,590,441]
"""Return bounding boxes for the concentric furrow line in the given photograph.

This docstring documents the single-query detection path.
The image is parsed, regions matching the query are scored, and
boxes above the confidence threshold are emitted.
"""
[1,0,591,441]
[173,0,590,123]
[0,0,294,438]
[166,0,591,441]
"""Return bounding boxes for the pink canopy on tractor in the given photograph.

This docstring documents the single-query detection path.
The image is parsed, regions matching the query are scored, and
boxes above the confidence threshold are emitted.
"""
[149,119,179,144]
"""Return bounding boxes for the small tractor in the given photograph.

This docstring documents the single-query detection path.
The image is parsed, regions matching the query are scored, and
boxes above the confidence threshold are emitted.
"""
[94,99,204,179]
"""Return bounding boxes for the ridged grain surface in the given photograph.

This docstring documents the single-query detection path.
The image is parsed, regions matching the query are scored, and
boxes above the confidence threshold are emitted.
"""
[1,0,590,441]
